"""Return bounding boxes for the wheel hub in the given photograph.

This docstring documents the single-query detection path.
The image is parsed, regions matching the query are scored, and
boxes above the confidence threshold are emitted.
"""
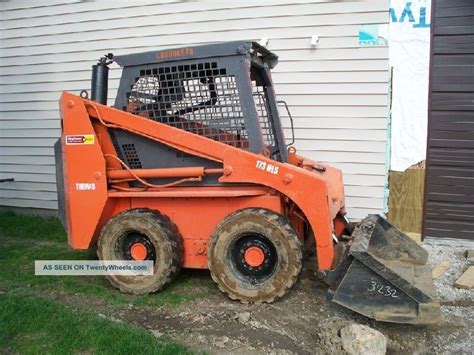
[120,232,156,262]
[130,242,148,260]
[244,246,265,267]
[231,234,277,281]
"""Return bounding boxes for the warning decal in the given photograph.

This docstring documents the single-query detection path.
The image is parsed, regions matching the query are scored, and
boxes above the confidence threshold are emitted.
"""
[66,135,95,145]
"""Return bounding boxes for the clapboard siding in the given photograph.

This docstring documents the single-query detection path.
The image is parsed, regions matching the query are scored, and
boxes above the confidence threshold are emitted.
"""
[1,0,356,20]
[0,0,389,218]
[0,198,58,209]
[0,181,57,192]
[1,2,387,30]
[1,7,386,37]
[0,156,55,165]
[1,15,386,50]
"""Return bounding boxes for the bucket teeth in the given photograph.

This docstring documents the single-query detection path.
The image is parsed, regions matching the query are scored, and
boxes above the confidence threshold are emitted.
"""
[326,215,442,325]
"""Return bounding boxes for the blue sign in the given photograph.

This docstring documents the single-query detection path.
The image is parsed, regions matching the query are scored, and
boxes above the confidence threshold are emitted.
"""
[390,2,430,28]
[359,25,388,46]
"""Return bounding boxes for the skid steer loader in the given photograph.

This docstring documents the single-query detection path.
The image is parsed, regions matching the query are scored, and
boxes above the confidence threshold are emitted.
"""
[55,42,441,324]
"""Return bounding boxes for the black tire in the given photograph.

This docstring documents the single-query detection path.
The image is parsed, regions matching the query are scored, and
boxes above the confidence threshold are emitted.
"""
[97,208,182,294]
[208,208,303,303]
[303,227,316,258]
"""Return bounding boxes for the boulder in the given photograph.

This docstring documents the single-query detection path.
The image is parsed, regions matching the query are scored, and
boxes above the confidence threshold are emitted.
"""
[340,324,387,355]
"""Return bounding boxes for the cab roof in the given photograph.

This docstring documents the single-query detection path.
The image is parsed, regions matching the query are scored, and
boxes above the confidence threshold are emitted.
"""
[114,41,278,69]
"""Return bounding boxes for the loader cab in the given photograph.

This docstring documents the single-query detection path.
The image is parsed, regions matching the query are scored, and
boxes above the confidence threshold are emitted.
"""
[112,42,288,177]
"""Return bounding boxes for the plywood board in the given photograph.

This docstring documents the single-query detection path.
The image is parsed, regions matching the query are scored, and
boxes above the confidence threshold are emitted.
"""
[387,168,425,233]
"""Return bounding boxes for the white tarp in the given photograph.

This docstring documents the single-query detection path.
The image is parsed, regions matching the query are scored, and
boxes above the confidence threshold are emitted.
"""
[389,0,431,171]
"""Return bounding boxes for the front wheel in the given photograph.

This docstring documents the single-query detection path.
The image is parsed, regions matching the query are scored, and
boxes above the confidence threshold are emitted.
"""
[97,208,182,294]
[208,208,303,303]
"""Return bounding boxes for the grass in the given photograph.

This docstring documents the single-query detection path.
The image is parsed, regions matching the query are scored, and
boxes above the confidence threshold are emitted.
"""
[0,212,216,306]
[0,211,216,353]
[0,294,190,354]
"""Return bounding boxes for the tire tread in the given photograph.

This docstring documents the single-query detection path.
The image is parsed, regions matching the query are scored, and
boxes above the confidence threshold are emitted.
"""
[97,208,182,295]
[208,208,303,304]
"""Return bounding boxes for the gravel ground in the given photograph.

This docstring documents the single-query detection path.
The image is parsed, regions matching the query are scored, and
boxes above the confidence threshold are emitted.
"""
[422,239,474,354]
[424,239,474,302]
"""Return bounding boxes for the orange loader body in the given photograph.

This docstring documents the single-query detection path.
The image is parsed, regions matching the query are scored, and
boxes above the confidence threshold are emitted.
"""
[59,92,346,270]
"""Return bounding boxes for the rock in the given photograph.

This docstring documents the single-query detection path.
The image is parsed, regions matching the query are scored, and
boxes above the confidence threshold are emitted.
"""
[191,314,205,323]
[236,311,251,324]
[432,260,451,279]
[214,336,230,348]
[249,320,263,328]
[454,266,474,290]
[150,329,163,337]
[340,324,387,355]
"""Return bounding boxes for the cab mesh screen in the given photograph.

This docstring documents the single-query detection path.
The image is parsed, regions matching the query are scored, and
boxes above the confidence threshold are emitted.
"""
[125,62,249,148]
[252,84,274,147]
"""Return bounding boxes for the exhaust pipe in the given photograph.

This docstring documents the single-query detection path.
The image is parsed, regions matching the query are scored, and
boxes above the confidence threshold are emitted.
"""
[91,53,114,105]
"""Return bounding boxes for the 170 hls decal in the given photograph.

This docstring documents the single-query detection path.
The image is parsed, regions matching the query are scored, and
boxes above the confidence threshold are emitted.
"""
[256,160,279,175]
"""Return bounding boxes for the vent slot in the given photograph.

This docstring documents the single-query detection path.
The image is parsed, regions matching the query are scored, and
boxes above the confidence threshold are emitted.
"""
[121,144,142,169]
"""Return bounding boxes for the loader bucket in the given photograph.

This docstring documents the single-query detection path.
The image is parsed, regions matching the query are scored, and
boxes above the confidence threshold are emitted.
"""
[327,215,441,324]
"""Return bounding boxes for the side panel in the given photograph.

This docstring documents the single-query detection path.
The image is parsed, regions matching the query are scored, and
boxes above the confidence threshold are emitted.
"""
[108,132,222,186]
[60,94,108,248]
[54,139,66,229]
[108,194,283,269]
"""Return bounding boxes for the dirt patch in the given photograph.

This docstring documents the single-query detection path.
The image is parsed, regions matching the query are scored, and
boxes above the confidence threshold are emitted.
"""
[43,245,473,354]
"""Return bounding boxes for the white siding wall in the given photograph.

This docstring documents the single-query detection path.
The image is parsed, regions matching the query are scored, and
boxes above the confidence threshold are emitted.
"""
[0,0,389,220]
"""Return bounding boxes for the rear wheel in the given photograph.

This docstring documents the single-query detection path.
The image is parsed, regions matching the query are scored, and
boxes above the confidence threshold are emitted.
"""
[208,208,303,303]
[97,208,182,294]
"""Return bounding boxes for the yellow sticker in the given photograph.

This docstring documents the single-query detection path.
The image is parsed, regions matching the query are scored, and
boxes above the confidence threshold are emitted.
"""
[66,134,95,145]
